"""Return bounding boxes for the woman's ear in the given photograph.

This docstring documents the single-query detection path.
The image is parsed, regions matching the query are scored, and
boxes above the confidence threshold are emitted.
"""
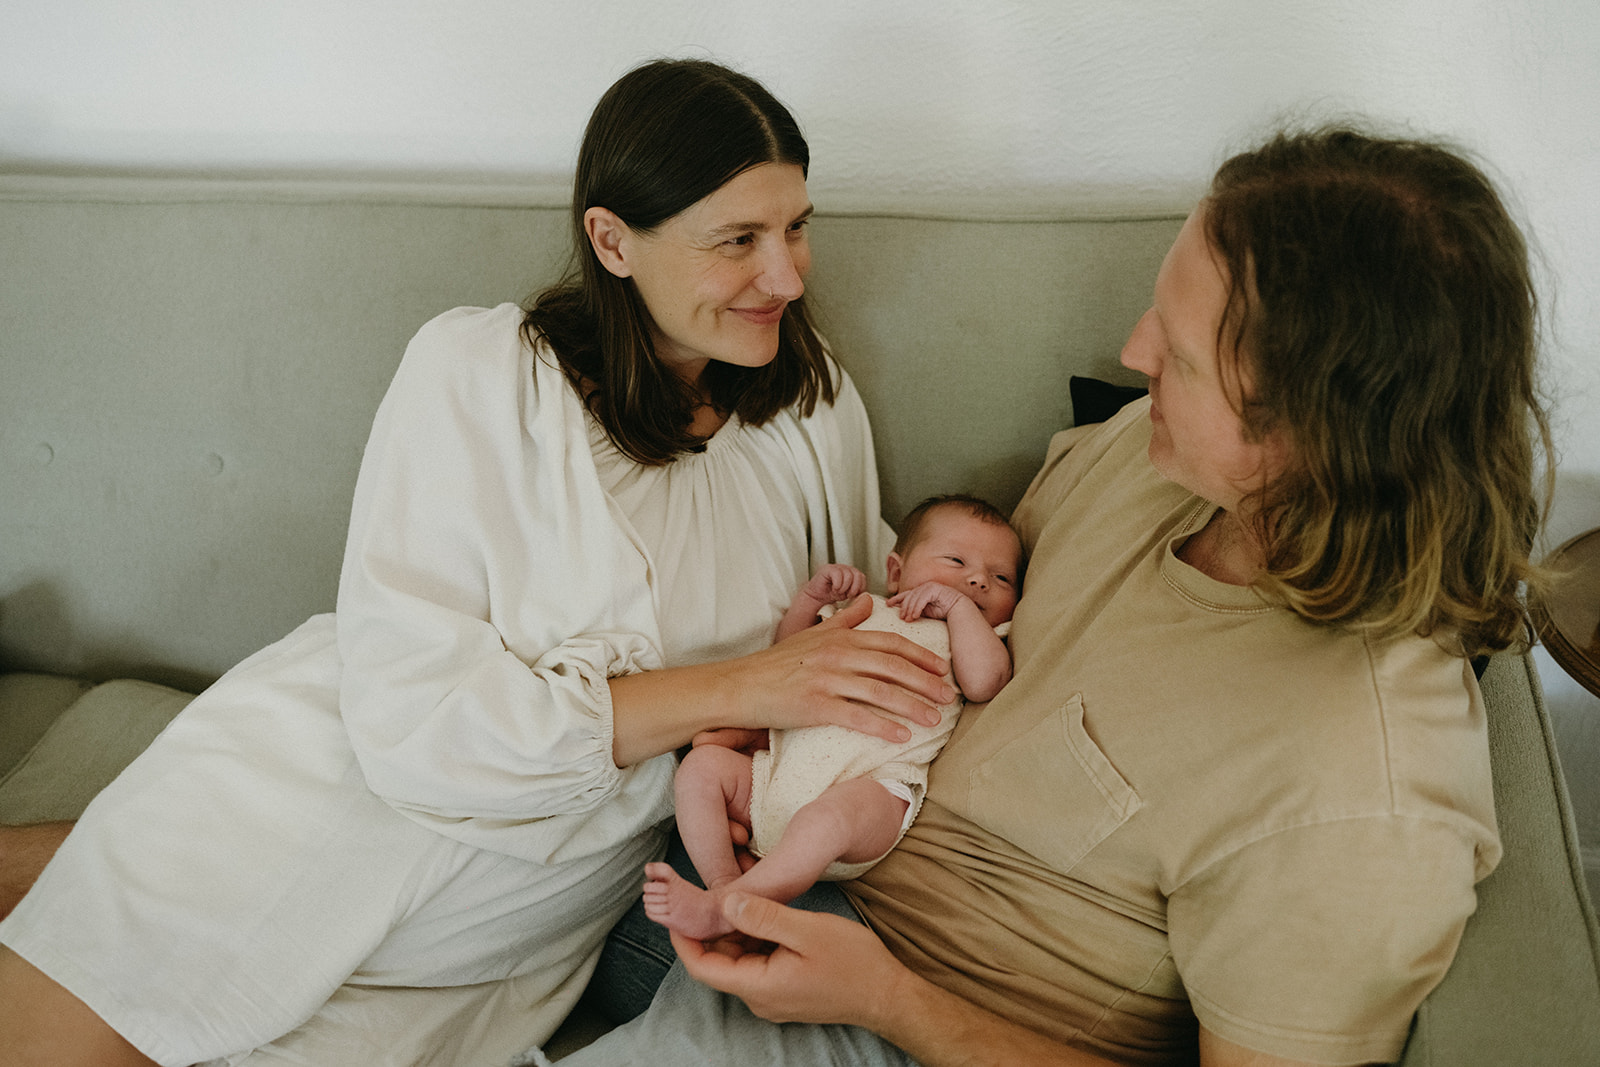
[885,552,904,596]
[584,207,634,279]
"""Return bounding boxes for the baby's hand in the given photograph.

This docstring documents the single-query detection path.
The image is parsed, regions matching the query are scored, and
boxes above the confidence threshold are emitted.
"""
[802,564,868,605]
[887,581,969,622]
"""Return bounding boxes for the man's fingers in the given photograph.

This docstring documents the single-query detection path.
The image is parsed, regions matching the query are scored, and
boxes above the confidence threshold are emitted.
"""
[722,891,808,949]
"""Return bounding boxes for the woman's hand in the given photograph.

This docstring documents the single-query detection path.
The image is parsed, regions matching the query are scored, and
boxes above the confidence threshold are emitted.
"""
[609,594,951,766]
[691,728,770,755]
[728,594,952,737]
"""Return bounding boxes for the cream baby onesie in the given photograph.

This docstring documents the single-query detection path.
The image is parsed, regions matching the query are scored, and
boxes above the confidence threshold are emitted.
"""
[748,593,1005,879]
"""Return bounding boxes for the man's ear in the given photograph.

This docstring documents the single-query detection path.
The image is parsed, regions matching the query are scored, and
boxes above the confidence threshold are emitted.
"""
[584,206,634,279]
[885,552,903,596]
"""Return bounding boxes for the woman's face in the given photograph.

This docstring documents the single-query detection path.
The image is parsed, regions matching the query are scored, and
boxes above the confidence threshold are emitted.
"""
[593,162,813,386]
[1119,208,1288,512]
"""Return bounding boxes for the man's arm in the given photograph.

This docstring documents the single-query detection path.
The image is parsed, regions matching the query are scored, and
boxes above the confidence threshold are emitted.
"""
[673,893,1369,1067]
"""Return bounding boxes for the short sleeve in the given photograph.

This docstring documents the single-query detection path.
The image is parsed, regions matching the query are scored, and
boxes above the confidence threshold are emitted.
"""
[1169,815,1486,1064]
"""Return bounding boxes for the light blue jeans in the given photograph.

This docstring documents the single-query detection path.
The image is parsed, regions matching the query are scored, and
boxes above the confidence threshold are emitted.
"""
[557,832,920,1066]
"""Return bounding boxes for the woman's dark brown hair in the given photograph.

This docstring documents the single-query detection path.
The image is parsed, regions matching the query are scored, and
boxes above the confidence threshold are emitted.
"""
[523,58,835,465]
[1207,126,1553,657]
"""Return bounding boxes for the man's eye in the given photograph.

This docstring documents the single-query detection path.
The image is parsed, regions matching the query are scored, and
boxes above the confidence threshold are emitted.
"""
[727,234,755,247]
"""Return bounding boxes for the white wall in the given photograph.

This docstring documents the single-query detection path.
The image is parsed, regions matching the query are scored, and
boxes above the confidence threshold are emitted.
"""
[4,1,1597,535]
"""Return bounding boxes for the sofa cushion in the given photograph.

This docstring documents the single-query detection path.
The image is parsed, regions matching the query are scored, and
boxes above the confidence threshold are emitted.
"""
[0,678,194,824]
[0,672,94,779]
[1069,374,1147,427]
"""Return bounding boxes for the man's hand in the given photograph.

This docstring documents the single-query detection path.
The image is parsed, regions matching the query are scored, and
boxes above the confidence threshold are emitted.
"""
[670,891,906,1029]
[670,893,1129,1067]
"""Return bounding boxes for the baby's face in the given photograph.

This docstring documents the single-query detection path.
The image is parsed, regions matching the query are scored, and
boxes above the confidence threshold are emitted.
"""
[888,511,1022,626]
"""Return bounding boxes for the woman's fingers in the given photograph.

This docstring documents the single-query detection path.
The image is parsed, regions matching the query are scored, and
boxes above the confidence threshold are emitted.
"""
[692,727,768,753]
[813,592,874,629]
[815,634,952,726]
[814,596,949,681]
[737,595,954,738]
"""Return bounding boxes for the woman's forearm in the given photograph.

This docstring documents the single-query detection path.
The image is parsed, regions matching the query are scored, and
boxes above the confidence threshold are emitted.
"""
[608,599,955,768]
[608,660,737,767]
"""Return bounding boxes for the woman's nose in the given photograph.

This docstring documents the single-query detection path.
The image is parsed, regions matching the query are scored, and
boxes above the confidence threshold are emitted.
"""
[761,243,806,301]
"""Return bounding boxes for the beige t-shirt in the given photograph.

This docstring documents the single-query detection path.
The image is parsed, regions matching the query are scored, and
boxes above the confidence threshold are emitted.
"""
[847,399,1500,1065]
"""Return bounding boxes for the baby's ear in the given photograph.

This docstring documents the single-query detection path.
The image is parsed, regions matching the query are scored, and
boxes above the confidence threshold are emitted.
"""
[885,552,903,595]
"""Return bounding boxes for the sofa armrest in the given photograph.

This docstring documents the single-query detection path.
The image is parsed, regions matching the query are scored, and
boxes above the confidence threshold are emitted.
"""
[0,673,94,780]
[0,675,194,824]
[1399,650,1600,1064]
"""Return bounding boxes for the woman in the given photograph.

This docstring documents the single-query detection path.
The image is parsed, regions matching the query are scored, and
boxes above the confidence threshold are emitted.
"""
[0,59,951,1066]
[565,128,1553,1066]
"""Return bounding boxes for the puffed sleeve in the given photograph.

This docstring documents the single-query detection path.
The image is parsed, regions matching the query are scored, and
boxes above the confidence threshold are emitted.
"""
[334,305,675,864]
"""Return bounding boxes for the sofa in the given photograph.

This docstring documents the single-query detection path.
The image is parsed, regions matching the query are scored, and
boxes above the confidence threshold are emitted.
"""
[3,172,1598,1064]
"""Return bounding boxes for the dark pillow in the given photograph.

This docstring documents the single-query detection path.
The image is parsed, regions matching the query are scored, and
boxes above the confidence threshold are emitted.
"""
[1069,376,1147,427]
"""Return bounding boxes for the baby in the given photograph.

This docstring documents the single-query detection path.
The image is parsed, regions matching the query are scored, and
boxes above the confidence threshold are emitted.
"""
[644,494,1023,940]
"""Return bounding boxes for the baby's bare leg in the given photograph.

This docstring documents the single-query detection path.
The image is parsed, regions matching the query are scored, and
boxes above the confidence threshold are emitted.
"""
[644,745,755,937]
[669,744,754,890]
[733,777,908,902]
[646,778,909,941]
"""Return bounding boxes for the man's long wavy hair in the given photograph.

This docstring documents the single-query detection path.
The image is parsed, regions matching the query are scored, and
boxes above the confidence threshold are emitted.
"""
[523,59,835,465]
[1209,127,1553,658]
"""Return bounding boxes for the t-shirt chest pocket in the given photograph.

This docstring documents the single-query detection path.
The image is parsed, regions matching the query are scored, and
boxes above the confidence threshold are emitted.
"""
[967,694,1142,874]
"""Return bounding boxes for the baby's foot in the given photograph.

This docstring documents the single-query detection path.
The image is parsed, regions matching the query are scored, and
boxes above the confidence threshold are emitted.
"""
[642,862,735,940]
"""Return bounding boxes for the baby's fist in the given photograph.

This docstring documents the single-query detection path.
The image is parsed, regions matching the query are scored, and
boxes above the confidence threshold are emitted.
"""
[804,564,868,603]
[888,581,967,621]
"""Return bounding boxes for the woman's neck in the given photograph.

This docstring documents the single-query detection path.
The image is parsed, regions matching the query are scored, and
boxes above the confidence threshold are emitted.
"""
[687,401,727,437]
[1178,508,1266,586]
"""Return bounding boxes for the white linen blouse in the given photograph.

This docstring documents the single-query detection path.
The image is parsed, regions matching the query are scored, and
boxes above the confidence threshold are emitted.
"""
[336,302,894,864]
[0,301,897,1063]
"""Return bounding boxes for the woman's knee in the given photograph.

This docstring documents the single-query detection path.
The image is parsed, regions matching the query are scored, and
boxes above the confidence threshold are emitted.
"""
[0,946,159,1066]
[0,822,74,921]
